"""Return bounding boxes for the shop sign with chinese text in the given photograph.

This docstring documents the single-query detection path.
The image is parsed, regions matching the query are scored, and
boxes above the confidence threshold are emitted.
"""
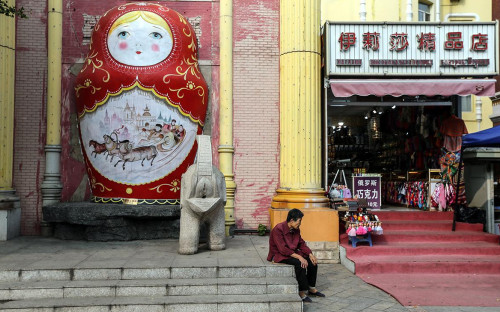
[325,22,499,76]
[352,175,381,210]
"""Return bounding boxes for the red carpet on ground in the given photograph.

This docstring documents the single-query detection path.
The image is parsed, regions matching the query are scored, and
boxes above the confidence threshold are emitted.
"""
[340,211,500,307]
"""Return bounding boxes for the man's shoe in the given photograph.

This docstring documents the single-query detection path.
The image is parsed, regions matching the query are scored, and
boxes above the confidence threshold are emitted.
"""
[308,290,325,297]
[301,296,312,303]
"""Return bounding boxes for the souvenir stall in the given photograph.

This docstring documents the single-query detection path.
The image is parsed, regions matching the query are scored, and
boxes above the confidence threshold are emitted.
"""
[328,103,469,211]
[343,208,384,247]
[323,21,497,211]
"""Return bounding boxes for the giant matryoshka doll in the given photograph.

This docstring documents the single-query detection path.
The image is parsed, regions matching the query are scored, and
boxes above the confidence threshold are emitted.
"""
[75,3,207,204]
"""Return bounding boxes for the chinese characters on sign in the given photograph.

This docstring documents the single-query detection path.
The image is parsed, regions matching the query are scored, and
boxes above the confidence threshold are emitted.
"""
[416,32,436,51]
[444,32,463,50]
[338,32,356,51]
[389,33,409,51]
[353,176,381,209]
[363,32,380,51]
[339,31,488,52]
[471,33,488,51]
[328,23,497,76]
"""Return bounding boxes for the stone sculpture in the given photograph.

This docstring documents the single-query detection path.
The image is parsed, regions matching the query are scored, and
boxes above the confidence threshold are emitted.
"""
[178,135,226,254]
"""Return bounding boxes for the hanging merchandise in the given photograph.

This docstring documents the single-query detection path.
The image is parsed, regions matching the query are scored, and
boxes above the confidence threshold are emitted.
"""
[384,180,428,209]
[431,182,441,209]
[440,114,468,152]
[440,149,461,183]
[328,167,352,200]
[329,184,341,199]
[344,187,352,199]
[438,114,468,209]
[439,148,466,208]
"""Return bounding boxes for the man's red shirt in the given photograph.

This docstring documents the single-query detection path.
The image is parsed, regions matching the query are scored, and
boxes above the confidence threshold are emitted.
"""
[267,220,312,263]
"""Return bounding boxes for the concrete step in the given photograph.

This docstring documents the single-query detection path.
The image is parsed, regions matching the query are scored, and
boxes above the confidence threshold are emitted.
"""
[344,241,500,257]
[354,255,500,274]
[372,211,454,221]
[0,265,294,283]
[370,230,499,244]
[0,277,298,300]
[0,294,303,311]
[381,220,483,232]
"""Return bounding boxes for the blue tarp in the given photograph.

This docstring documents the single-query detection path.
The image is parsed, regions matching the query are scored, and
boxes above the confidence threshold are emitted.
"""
[462,125,500,148]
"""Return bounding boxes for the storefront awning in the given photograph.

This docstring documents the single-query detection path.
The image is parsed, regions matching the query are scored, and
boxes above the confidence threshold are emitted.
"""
[329,79,496,97]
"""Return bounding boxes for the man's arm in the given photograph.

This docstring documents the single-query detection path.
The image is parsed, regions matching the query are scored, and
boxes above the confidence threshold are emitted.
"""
[297,233,317,266]
[297,235,312,256]
[289,252,309,268]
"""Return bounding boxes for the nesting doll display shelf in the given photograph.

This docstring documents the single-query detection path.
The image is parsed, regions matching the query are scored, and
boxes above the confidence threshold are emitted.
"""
[343,212,383,248]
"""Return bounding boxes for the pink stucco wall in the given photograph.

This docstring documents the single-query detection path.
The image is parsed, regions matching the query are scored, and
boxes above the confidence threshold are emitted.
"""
[232,0,280,229]
[14,0,48,235]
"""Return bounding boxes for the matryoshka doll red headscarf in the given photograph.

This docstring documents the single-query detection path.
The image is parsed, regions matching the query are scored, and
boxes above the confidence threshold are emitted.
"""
[75,3,208,204]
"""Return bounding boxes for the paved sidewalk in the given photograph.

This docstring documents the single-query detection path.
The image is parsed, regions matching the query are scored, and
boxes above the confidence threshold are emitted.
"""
[0,235,498,312]
[309,264,500,312]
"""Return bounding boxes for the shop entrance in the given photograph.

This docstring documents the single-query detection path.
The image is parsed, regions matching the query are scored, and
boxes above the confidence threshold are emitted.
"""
[325,93,465,211]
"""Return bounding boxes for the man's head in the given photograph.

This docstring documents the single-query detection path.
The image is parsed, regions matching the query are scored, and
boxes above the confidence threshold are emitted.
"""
[286,208,304,230]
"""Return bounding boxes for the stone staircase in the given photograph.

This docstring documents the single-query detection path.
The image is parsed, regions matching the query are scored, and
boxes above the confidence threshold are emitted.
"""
[0,236,303,311]
[0,265,301,311]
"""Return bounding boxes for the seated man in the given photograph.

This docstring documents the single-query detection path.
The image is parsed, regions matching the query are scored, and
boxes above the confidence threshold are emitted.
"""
[267,208,325,302]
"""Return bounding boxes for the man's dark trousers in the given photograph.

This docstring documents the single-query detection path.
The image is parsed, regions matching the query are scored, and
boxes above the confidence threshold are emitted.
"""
[280,257,317,291]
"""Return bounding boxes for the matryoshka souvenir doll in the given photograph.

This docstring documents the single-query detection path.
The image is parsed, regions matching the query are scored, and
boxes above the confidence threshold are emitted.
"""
[75,3,208,204]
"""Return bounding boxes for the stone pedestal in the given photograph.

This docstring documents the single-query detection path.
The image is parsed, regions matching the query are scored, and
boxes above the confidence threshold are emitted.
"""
[269,207,339,263]
[0,192,21,241]
[43,202,181,241]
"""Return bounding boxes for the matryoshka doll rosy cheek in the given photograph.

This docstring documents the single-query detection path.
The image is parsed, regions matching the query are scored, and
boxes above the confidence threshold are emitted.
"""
[119,41,128,50]
[107,11,173,66]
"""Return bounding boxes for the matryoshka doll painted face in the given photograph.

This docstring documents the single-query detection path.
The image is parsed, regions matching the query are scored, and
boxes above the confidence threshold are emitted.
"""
[75,3,208,204]
[107,11,173,66]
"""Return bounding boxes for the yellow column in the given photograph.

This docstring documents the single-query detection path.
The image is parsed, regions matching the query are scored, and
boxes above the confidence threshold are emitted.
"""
[46,0,62,147]
[271,0,337,244]
[41,0,63,236]
[0,0,16,192]
[0,0,21,240]
[219,0,236,235]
